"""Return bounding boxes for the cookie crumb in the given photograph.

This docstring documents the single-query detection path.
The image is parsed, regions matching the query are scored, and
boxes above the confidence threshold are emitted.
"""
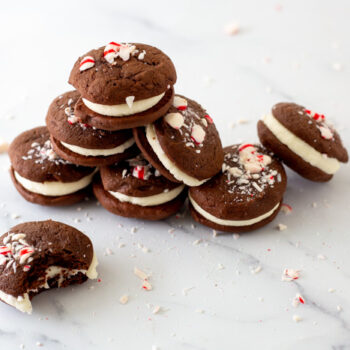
[0,138,9,153]
[293,314,302,322]
[119,294,129,305]
[250,266,262,274]
[225,22,240,36]
[277,223,287,231]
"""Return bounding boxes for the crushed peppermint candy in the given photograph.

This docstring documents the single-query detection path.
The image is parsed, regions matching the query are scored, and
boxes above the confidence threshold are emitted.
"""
[225,22,240,36]
[221,144,280,199]
[282,268,300,281]
[125,96,135,109]
[22,139,69,165]
[165,113,184,129]
[281,203,292,215]
[191,124,206,144]
[277,223,287,231]
[122,154,160,180]
[103,42,136,64]
[173,96,188,111]
[119,294,129,304]
[79,56,95,72]
[292,293,305,307]
[0,232,35,272]
[304,109,334,140]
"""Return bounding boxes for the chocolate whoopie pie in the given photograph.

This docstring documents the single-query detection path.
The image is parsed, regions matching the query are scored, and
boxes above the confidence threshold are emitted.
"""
[69,42,176,130]
[0,220,98,314]
[258,103,348,182]
[93,154,186,220]
[46,91,138,167]
[133,95,224,186]
[189,144,287,233]
[8,126,97,206]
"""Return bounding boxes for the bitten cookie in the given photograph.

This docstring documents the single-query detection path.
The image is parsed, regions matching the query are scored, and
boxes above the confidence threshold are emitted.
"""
[8,126,97,206]
[258,103,348,182]
[133,95,224,186]
[93,154,186,220]
[0,220,98,314]
[189,144,287,233]
[46,91,138,167]
[69,42,176,130]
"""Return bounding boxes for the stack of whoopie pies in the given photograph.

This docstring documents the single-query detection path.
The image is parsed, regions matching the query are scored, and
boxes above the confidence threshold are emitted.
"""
[7,41,348,233]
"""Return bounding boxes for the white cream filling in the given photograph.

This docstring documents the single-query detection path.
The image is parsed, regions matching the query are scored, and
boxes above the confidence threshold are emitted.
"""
[263,113,340,174]
[0,253,98,314]
[82,92,165,117]
[189,193,280,227]
[145,124,208,187]
[61,137,135,157]
[109,184,185,207]
[14,169,97,197]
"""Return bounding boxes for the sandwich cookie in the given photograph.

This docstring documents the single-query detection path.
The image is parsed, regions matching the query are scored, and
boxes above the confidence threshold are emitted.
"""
[133,95,224,186]
[9,126,97,206]
[0,220,98,314]
[258,103,348,182]
[93,154,186,220]
[46,91,138,167]
[69,42,176,130]
[189,144,287,233]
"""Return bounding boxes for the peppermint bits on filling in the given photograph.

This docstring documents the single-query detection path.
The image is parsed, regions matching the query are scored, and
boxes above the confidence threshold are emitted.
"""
[79,56,95,71]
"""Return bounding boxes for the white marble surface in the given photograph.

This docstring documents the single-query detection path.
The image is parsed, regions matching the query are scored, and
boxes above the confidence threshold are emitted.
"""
[0,0,350,349]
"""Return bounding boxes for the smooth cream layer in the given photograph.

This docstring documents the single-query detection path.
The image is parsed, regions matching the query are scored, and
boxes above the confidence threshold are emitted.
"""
[109,185,185,207]
[82,92,165,117]
[263,114,340,174]
[14,169,97,197]
[0,253,98,314]
[145,124,208,187]
[189,194,280,227]
[61,138,135,157]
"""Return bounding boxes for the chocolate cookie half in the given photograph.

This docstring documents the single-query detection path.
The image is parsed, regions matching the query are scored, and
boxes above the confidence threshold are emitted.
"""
[9,127,97,206]
[133,95,224,186]
[189,144,287,233]
[46,91,138,166]
[258,103,348,182]
[69,42,176,130]
[93,154,186,220]
[0,220,98,314]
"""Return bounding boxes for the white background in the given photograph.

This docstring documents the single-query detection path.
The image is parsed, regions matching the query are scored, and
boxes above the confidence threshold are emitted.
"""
[0,0,350,349]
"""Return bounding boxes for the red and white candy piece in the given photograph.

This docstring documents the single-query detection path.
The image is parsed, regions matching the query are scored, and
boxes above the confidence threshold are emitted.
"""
[319,126,333,140]
[104,42,121,64]
[282,268,300,282]
[164,112,184,129]
[19,246,34,264]
[79,56,95,72]
[239,144,271,173]
[281,203,293,215]
[132,165,151,180]
[204,114,213,124]
[292,293,305,307]
[191,124,206,144]
[173,96,188,111]
[23,265,31,272]
[0,246,11,255]
[305,109,325,121]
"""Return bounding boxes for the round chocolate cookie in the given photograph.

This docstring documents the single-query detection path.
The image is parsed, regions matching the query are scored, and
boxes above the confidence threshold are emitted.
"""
[258,103,348,182]
[69,42,176,130]
[8,126,97,206]
[93,154,186,220]
[189,144,287,233]
[46,91,138,166]
[133,95,224,186]
[0,220,98,314]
